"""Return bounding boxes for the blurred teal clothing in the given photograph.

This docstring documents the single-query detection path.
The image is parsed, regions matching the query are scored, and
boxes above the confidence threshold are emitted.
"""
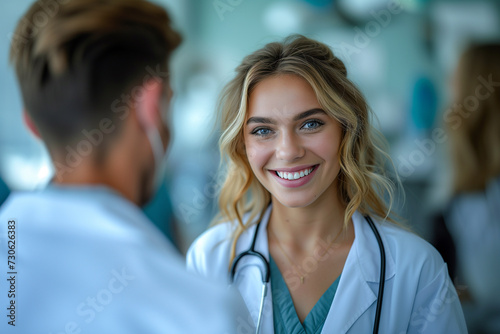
[270,256,340,334]
[0,185,249,334]
[143,180,176,247]
[0,176,9,207]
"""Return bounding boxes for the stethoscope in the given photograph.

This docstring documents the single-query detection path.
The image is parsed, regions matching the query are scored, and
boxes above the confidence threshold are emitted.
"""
[230,215,386,334]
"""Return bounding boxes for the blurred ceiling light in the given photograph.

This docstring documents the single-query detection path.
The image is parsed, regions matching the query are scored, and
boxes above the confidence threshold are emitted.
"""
[37,157,53,183]
[2,151,52,190]
[337,0,421,22]
[263,2,306,35]
[337,0,391,21]
[172,73,217,149]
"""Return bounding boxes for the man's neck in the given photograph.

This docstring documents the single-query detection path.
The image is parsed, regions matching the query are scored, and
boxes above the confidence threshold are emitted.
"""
[52,158,142,206]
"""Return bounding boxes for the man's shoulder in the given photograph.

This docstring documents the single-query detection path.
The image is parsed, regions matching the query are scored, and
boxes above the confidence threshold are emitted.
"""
[1,188,151,235]
[1,190,248,333]
[0,187,180,270]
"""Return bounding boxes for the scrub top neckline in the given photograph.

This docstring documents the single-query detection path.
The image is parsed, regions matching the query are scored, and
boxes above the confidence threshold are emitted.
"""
[270,255,341,334]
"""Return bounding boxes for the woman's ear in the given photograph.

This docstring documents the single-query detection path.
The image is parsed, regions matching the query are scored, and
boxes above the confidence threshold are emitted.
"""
[23,110,41,139]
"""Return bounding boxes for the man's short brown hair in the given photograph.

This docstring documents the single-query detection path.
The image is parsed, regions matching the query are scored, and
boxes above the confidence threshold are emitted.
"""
[10,0,181,148]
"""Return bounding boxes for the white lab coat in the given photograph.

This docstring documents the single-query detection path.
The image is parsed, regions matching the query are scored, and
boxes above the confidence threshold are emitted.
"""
[0,185,248,334]
[187,205,468,333]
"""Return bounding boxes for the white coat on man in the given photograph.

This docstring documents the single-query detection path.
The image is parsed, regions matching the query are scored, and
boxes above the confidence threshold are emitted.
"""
[0,185,250,334]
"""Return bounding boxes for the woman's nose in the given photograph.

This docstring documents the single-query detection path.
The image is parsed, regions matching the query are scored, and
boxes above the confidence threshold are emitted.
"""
[275,131,305,162]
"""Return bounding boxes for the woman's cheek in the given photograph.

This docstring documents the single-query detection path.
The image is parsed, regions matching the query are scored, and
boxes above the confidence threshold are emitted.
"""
[245,139,265,161]
[246,145,257,159]
[245,139,272,169]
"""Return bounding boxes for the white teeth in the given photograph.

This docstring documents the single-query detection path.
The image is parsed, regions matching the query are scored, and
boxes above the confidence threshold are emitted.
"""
[276,167,314,180]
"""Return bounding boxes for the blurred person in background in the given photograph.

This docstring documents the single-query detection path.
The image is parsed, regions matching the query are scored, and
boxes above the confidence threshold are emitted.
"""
[0,0,249,333]
[188,35,467,333]
[432,43,500,334]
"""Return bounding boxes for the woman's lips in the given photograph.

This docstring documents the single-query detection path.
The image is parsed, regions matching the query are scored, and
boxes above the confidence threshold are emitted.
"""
[275,166,314,180]
[269,165,318,188]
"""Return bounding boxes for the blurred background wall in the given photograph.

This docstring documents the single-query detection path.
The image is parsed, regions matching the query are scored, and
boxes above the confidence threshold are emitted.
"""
[1,0,499,252]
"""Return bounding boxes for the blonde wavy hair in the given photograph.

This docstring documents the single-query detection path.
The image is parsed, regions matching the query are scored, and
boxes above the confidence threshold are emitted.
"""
[447,43,500,194]
[214,35,398,263]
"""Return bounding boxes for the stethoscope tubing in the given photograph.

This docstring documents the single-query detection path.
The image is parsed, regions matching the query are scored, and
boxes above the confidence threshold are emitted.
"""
[364,215,386,334]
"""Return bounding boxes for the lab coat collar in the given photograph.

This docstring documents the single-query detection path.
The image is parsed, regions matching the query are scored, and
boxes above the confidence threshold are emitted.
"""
[351,211,396,283]
[42,184,178,255]
[322,211,396,333]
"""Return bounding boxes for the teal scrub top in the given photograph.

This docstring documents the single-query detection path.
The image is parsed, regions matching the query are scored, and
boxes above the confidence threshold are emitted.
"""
[270,256,341,334]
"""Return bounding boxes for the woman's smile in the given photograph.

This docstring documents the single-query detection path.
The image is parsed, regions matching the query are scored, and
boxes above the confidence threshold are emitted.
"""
[268,164,319,188]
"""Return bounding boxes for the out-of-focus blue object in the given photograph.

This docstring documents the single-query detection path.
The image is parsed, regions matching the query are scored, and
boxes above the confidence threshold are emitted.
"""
[410,76,438,130]
[301,0,334,9]
[143,179,177,250]
[0,176,10,207]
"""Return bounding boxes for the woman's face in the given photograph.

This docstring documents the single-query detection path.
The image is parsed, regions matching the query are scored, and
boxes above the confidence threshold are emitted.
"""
[244,74,343,208]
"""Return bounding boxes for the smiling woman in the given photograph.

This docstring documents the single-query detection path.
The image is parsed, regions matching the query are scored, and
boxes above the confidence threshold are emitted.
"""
[244,74,343,210]
[186,35,467,334]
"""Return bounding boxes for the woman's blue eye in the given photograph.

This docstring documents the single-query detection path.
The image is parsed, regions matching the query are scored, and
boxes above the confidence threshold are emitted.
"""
[252,128,272,136]
[302,120,323,130]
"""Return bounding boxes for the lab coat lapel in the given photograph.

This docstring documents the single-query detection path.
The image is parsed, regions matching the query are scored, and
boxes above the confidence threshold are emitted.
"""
[321,212,395,334]
[234,206,274,333]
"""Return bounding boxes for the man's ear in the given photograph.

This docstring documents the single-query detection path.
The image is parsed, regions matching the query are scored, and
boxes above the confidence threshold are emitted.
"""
[135,79,163,128]
[23,110,41,139]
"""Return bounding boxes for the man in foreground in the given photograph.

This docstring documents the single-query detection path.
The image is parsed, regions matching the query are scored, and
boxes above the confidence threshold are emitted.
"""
[0,0,251,333]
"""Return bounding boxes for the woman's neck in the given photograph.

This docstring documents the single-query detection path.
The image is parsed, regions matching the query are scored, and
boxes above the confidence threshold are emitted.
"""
[268,190,350,251]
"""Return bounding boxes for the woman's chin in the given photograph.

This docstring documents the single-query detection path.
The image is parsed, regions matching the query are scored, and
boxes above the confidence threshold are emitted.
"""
[272,195,317,209]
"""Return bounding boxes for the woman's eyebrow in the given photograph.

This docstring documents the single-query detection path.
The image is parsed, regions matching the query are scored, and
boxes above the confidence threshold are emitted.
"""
[246,108,326,125]
[293,108,327,121]
[246,116,276,125]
